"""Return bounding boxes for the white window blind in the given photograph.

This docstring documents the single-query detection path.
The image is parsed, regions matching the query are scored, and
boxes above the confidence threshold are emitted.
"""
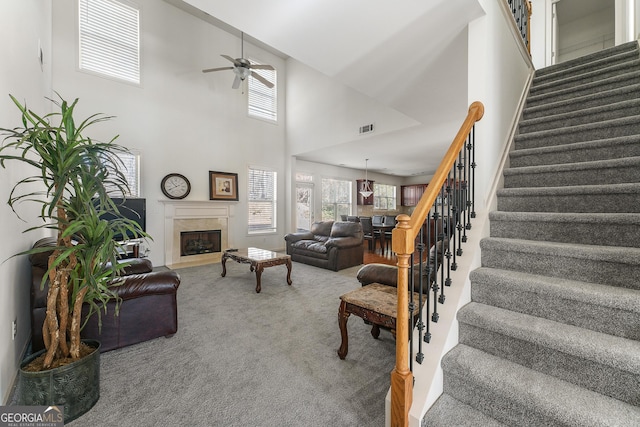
[248,61,277,122]
[373,183,396,210]
[118,151,140,197]
[248,167,277,233]
[79,0,140,84]
[104,151,140,197]
[321,178,351,221]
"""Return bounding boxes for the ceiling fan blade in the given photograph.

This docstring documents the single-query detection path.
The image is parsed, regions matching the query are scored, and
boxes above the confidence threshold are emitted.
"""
[202,66,233,73]
[231,74,242,89]
[250,64,274,70]
[250,71,274,88]
[221,54,237,65]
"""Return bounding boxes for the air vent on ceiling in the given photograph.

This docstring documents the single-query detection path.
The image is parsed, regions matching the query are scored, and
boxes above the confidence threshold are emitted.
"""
[359,123,374,135]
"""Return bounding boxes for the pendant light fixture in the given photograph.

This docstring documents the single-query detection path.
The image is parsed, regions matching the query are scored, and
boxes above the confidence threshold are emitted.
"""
[359,159,373,198]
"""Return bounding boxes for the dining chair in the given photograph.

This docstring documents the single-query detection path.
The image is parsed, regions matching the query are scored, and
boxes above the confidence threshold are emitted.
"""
[359,217,380,251]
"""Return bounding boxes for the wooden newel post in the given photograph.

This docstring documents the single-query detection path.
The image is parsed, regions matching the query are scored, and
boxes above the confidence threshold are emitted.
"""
[390,214,414,427]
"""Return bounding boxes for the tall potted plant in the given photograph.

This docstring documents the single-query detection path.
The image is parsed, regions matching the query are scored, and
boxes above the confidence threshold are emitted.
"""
[0,94,148,421]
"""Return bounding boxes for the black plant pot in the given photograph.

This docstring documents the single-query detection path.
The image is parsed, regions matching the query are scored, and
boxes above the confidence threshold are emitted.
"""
[18,340,100,423]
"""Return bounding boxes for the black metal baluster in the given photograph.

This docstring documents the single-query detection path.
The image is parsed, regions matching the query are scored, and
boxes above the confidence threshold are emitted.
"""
[451,158,459,271]
[470,125,477,219]
[424,212,432,343]
[456,150,465,256]
[409,252,415,371]
[465,133,473,231]
[415,225,426,363]
[431,186,442,323]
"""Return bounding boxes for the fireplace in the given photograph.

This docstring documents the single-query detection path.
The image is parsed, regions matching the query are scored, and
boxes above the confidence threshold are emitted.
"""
[162,202,229,268]
[180,230,221,256]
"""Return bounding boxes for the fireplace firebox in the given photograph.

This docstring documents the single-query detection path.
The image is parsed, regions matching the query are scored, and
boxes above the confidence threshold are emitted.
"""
[180,230,222,256]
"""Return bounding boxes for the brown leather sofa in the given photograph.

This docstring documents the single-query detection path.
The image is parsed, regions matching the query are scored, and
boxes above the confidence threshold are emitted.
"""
[284,221,364,271]
[356,239,449,291]
[30,237,181,352]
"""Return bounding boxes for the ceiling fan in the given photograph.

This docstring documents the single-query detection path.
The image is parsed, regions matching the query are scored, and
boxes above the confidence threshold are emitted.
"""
[202,32,275,89]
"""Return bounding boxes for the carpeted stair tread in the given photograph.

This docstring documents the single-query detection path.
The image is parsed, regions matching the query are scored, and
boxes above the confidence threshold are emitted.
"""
[529,58,640,96]
[502,156,640,188]
[534,41,639,78]
[488,211,640,247]
[525,70,640,107]
[421,394,507,427]
[509,135,640,167]
[480,237,640,289]
[442,345,640,427]
[513,114,640,149]
[523,83,640,120]
[518,98,640,134]
[458,302,640,383]
[496,182,640,213]
[470,267,640,340]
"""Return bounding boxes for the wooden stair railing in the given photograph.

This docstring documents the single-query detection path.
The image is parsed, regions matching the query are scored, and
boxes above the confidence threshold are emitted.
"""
[389,101,484,427]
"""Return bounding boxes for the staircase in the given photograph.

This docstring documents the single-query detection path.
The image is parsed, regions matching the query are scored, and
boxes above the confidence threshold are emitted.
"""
[422,42,640,426]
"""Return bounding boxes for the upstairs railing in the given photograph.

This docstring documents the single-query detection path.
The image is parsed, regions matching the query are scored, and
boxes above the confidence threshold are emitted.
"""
[508,0,533,54]
[389,101,484,427]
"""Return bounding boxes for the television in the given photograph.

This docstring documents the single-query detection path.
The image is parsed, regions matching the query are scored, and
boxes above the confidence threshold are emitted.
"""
[98,197,146,241]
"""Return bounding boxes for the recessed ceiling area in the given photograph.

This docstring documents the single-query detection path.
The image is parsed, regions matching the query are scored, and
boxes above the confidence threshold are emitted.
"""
[165,0,486,177]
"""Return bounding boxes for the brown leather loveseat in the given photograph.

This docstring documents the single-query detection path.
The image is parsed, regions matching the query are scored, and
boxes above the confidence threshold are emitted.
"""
[284,221,364,271]
[30,237,181,352]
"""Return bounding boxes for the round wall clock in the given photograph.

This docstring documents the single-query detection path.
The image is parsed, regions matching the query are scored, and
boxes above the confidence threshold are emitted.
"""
[161,173,191,199]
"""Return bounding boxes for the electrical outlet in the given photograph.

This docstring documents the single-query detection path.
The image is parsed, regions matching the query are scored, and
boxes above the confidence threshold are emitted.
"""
[12,319,17,340]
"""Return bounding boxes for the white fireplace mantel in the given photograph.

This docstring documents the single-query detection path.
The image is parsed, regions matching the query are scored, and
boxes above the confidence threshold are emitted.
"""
[161,200,229,268]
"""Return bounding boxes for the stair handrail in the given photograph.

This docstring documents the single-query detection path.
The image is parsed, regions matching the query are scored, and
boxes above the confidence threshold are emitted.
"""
[389,101,484,427]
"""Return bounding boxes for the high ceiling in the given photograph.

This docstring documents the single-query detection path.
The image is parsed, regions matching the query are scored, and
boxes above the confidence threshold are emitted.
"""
[165,0,486,176]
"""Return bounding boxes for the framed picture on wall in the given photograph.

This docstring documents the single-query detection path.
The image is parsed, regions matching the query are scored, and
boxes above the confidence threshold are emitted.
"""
[209,171,238,201]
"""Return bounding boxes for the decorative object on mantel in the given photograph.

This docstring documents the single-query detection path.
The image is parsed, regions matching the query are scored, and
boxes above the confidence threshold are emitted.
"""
[209,171,239,201]
[359,159,373,198]
[161,173,191,199]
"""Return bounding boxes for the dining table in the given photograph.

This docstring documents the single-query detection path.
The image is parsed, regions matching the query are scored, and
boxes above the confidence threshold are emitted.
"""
[372,223,395,252]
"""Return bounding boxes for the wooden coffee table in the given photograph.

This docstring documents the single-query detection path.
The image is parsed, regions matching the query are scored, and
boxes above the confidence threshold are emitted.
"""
[221,248,292,293]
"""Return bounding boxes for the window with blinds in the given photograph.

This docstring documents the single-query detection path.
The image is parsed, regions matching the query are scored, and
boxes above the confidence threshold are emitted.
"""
[248,61,277,122]
[104,151,140,197]
[321,178,351,221]
[373,183,396,210]
[79,0,140,84]
[248,167,277,234]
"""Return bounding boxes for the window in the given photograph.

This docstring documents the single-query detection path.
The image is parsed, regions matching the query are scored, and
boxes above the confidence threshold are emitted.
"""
[321,178,351,221]
[248,167,277,234]
[104,150,141,197]
[79,0,140,84]
[374,183,396,210]
[248,60,277,122]
[117,151,140,197]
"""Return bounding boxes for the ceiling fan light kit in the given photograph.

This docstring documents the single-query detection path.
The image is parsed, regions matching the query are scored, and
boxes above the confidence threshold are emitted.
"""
[202,32,274,89]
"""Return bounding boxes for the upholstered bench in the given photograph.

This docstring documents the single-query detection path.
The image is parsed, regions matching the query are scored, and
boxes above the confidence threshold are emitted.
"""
[337,283,425,359]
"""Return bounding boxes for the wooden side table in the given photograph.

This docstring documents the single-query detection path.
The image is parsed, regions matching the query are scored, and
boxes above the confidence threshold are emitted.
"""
[221,247,292,293]
[337,283,424,359]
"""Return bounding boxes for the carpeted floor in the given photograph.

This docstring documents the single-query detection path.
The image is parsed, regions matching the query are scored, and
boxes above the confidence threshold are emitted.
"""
[65,260,394,426]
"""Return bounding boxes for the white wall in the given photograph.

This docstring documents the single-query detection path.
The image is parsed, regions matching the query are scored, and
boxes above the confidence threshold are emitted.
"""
[51,0,287,263]
[558,6,615,63]
[0,0,52,404]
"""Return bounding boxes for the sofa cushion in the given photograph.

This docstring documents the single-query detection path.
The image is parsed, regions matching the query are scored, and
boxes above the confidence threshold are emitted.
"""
[330,221,362,238]
[291,240,329,254]
[311,220,334,237]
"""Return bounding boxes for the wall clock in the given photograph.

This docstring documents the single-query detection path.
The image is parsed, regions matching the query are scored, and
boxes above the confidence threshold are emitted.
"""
[161,173,191,199]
